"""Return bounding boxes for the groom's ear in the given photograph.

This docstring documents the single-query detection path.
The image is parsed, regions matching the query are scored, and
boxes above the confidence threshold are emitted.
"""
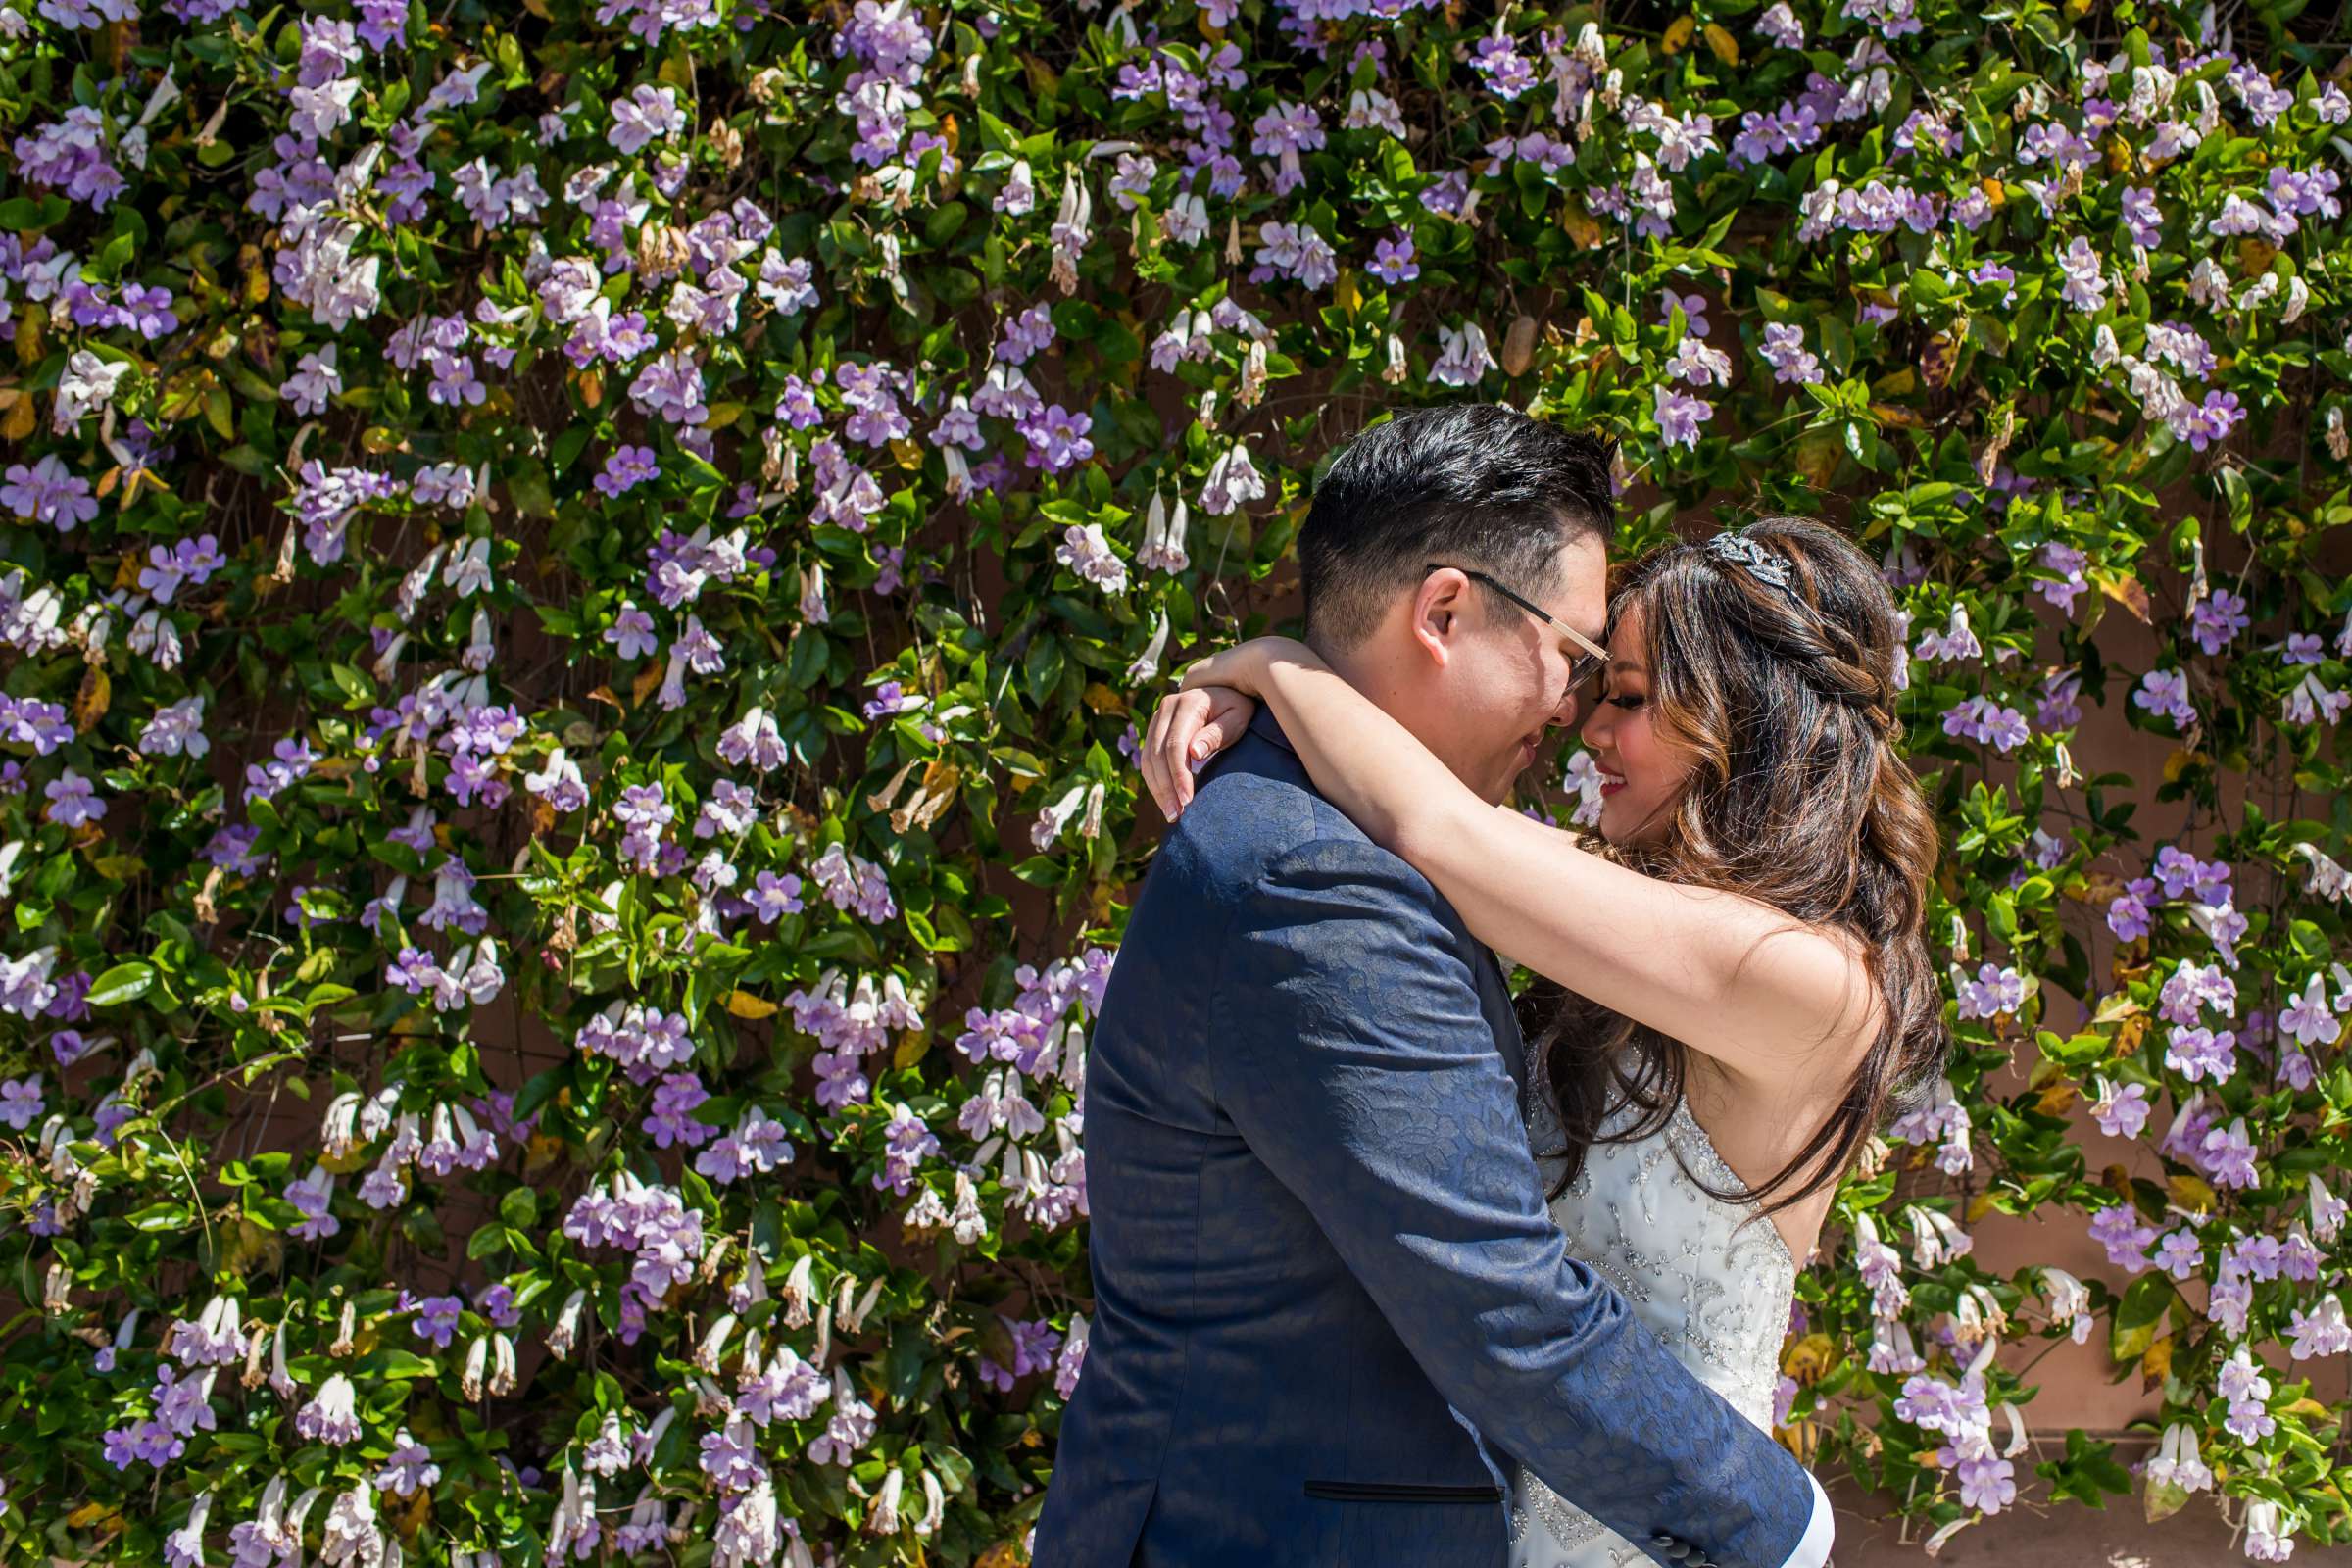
[1409,568,1471,668]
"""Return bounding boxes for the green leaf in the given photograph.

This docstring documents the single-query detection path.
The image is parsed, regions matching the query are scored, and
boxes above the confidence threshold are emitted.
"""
[2110,1273,2172,1363]
[87,960,157,1007]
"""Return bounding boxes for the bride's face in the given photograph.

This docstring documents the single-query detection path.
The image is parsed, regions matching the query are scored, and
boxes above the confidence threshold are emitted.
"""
[1575,604,1693,848]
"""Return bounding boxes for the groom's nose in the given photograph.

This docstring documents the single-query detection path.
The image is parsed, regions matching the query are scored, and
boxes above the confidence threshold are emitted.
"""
[1546,679,1589,731]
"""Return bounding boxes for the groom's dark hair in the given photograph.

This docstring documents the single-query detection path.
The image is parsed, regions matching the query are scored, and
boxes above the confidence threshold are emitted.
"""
[1298,404,1618,650]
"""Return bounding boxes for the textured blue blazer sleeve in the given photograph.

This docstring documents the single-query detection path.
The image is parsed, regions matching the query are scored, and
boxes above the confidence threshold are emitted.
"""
[1212,836,1815,1568]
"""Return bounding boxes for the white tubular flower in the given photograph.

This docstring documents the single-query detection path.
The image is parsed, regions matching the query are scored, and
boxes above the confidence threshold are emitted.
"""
[950,1170,988,1246]
[285,1485,324,1537]
[242,1314,270,1389]
[849,1277,885,1336]
[546,1288,587,1358]
[320,1485,381,1568]
[867,1467,905,1536]
[1866,1315,1923,1374]
[243,1476,293,1560]
[1907,1205,1969,1268]
[297,1372,363,1446]
[462,1334,490,1401]
[2040,1266,2093,1344]
[2293,841,2351,902]
[545,1467,593,1568]
[714,1479,780,1568]
[696,1313,738,1375]
[166,1491,213,1568]
[490,1333,517,1396]
[782,1254,815,1329]
[270,1318,297,1400]
[2310,1175,2348,1243]
[2244,1500,2294,1561]
[915,1469,946,1536]
[1996,1401,2030,1457]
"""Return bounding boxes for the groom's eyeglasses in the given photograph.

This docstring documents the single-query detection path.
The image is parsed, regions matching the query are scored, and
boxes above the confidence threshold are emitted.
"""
[1426,563,1611,700]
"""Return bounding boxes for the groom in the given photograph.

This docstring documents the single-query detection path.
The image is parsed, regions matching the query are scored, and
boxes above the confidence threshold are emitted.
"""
[1033,406,1833,1568]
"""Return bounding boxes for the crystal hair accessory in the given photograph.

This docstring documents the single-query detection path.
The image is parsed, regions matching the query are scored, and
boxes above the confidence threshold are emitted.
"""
[1703,530,1801,599]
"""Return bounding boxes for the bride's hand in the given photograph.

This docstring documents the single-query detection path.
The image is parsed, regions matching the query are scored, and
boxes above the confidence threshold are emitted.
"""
[1143,637,1321,818]
[1141,685,1256,820]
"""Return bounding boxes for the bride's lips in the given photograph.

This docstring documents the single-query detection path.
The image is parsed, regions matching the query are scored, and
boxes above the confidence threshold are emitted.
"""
[1597,765,1626,797]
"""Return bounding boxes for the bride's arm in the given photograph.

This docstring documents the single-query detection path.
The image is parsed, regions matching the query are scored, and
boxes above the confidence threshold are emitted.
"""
[1159,638,1880,1089]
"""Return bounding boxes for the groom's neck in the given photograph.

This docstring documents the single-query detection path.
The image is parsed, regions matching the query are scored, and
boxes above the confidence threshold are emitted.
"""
[1307,631,1441,753]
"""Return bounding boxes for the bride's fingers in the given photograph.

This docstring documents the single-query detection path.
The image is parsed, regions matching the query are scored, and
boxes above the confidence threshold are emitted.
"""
[1139,702,1169,816]
[1142,692,1189,818]
[1152,690,1213,816]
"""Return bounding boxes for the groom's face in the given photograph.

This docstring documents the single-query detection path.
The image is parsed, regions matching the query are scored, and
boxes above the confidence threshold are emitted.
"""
[1422,529,1609,804]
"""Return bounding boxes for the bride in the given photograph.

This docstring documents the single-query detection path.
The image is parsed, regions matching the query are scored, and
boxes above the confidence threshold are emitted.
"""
[1141,515,1944,1567]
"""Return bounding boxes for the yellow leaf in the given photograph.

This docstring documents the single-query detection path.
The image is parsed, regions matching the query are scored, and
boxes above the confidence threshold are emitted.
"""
[1790,430,1842,490]
[2281,1396,2331,1419]
[2166,1174,2218,1216]
[2140,1335,2172,1385]
[1781,1331,1836,1379]
[1501,314,1539,377]
[1,389,33,442]
[15,302,45,368]
[894,1031,930,1068]
[1966,1191,1999,1223]
[67,1501,122,1531]
[2162,748,2210,784]
[2098,572,2152,622]
[1980,177,2007,208]
[2071,871,2127,908]
[397,1485,432,1540]
[1082,682,1129,715]
[1559,203,1603,248]
[1333,269,1360,316]
[72,664,110,730]
[2034,1081,2077,1116]
[1703,22,1740,64]
[1661,15,1696,52]
[2113,1012,2149,1055]
[723,990,780,1020]
[895,760,961,834]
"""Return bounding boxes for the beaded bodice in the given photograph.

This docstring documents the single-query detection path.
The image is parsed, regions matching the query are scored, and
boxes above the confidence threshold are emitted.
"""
[1509,1087,1797,1568]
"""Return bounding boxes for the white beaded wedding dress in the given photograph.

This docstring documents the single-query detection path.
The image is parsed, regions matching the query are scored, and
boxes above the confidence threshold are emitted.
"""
[1508,1073,1800,1568]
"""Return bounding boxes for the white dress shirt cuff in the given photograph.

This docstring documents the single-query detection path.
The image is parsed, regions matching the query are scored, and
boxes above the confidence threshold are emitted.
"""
[1778,1470,1835,1568]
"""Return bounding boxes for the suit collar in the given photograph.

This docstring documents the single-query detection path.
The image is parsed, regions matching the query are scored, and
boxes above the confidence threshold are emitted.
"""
[1247,705,1295,755]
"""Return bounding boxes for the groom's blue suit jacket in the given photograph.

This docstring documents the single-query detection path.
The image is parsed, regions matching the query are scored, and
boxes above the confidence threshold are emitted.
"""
[1032,710,1817,1568]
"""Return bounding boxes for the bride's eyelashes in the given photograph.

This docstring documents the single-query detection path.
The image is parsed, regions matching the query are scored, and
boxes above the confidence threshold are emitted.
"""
[1604,693,1646,711]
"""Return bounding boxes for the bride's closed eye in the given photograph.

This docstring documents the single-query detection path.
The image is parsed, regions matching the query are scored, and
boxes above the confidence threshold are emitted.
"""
[1604,693,1647,711]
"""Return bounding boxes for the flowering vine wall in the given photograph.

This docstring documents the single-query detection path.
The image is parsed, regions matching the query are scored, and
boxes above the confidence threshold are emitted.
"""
[0,0,2349,1562]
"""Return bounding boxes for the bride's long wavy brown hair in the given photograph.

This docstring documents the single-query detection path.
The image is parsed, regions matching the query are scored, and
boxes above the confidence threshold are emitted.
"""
[1529,515,1946,1215]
